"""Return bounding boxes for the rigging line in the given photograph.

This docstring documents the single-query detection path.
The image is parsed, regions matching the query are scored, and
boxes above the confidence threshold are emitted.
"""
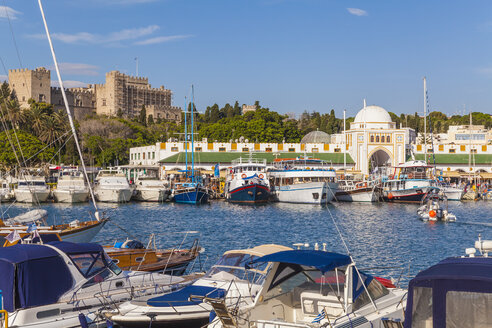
[46,133,74,164]
[22,129,72,164]
[38,0,99,213]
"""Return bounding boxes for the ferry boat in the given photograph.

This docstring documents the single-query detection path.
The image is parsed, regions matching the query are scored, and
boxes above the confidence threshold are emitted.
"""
[14,175,51,203]
[334,177,379,202]
[224,157,271,203]
[207,249,407,328]
[269,158,337,204]
[106,244,292,328]
[381,160,439,203]
[0,241,188,328]
[94,169,133,203]
[53,169,89,203]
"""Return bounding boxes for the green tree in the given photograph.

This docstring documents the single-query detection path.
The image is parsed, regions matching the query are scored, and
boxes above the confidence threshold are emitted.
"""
[139,105,147,126]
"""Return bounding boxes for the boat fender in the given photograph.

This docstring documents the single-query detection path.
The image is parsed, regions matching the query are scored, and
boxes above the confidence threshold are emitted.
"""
[259,174,264,179]
[242,174,247,179]
[78,313,89,328]
[429,210,436,218]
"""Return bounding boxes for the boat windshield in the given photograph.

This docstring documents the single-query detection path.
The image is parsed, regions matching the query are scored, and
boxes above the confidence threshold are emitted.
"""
[69,251,121,278]
[206,252,269,284]
[18,181,46,187]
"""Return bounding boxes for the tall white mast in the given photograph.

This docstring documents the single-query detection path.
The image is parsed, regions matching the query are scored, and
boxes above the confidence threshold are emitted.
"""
[363,99,367,175]
[343,109,346,172]
[423,77,427,164]
[469,110,472,171]
[38,0,99,216]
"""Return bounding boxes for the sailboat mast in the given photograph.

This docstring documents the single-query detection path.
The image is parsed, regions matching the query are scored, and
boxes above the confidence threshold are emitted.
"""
[38,0,99,214]
[469,110,472,172]
[184,96,188,178]
[191,85,195,180]
[423,77,427,164]
[343,109,346,172]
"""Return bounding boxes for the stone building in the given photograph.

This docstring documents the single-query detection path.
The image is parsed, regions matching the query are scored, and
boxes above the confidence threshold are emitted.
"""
[8,67,51,108]
[242,104,256,114]
[91,71,181,122]
[51,87,96,121]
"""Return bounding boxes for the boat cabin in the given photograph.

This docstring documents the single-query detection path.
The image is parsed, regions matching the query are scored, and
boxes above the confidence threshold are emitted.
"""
[388,160,434,181]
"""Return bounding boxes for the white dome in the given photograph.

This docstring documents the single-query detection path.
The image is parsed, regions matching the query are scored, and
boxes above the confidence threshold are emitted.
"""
[354,105,392,123]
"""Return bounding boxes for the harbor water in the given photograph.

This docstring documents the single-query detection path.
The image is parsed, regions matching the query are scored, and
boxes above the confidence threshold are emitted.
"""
[2,200,492,287]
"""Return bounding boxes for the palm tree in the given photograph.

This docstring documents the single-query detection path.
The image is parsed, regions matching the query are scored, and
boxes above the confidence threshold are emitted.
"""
[27,106,48,137]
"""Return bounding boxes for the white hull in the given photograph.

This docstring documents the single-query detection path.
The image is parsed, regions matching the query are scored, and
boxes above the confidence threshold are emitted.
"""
[53,189,89,203]
[95,188,133,203]
[441,188,463,201]
[134,188,169,202]
[60,222,105,243]
[14,190,50,203]
[335,188,378,202]
[0,189,12,201]
[275,182,337,204]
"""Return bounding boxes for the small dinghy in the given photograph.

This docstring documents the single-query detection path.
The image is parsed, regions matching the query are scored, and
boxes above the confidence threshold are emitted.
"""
[417,192,456,222]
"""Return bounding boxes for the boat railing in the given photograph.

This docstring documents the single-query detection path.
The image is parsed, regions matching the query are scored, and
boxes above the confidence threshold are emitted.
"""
[231,157,267,166]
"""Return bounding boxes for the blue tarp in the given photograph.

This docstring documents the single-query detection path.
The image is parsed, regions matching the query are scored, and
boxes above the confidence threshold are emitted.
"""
[0,244,73,312]
[147,285,226,307]
[249,250,352,273]
[404,257,492,328]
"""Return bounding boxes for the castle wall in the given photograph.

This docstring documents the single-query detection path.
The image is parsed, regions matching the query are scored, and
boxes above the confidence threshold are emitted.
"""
[8,67,51,108]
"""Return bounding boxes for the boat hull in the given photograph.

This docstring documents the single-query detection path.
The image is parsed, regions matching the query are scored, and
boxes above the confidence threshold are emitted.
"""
[275,182,336,204]
[227,184,270,203]
[382,188,433,203]
[95,188,133,203]
[174,188,209,204]
[53,189,89,203]
[335,187,377,202]
[442,189,463,201]
[14,190,50,203]
[135,188,170,202]
[59,220,106,243]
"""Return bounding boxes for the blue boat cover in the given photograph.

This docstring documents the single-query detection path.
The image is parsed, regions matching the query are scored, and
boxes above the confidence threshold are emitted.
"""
[48,241,104,255]
[147,285,226,307]
[0,244,73,312]
[249,250,351,273]
[404,257,492,328]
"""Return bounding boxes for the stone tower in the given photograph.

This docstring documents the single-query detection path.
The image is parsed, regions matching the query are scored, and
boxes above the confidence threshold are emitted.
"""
[8,67,51,108]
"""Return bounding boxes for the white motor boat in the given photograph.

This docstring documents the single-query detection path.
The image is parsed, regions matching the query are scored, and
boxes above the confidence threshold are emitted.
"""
[0,241,188,328]
[53,170,89,203]
[106,244,292,328]
[269,158,338,204]
[224,157,271,203]
[134,176,170,202]
[208,248,407,328]
[95,169,133,203]
[417,192,456,222]
[14,175,51,203]
[0,179,13,201]
[437,184,464,201]
[335,179,379,202]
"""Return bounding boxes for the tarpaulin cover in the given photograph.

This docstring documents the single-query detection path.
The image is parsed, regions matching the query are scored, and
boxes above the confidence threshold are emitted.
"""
[352,267,373,301]
[147,285,226,307]
[249,250,351,273]
[48,241,104,255]
[0,244,73,312]
[404,257,492,328]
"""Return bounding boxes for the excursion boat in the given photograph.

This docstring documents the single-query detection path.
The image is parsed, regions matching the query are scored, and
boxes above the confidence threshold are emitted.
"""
[381,160,439,203]
[224,157,271,203]
[417,192,457,222]
[134,175,171,202]
[53,169,89,203]
[106,244,292,328]
[207,249,407,328]
[14,175,51,203]
[0,209,108,243]
[0,241,188,328]
[104,236,201,275]
[334,178,379,202]
[94,169,133,203]
[269,158,338,204]
[384,236,492,328]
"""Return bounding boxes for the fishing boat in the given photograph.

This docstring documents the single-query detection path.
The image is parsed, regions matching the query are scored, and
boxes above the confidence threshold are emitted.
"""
[224,157,271,203]
[104,235,200,274]
[334,177,379,202]
[94,169,133,203]
[207,249,407,328]
[172,86,209,204]
[53,169,89,203]
[106,244,292,328]
[0,209,107,243]
[381,160,439,203]
[14,175,51,203]
[269,158,337,204]
[417,192,456,222]
[0,241,189,328]
[134,174,171,202]
[384,236,492,328]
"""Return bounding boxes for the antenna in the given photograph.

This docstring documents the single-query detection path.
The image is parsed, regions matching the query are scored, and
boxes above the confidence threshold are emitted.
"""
[423,77,427,164]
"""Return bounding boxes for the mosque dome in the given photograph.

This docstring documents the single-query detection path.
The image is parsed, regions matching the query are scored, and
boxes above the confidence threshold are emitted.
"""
[301,130,331,144]
[354,105,392,123]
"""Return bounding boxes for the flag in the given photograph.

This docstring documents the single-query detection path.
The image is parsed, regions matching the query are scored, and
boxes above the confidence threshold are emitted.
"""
[26,223,37,233]
[312,309,326,323]
[6,230,21,243]
[214,163,220,177]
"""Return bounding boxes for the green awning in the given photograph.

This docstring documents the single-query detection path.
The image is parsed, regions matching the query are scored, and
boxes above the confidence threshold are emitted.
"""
[414,154,492,164]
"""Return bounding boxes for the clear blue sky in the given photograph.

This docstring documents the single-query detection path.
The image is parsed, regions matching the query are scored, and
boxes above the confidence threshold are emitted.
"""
[1,0,492,118]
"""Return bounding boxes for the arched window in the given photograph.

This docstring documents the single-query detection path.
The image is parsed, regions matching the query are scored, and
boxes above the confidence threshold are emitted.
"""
[376,135,380,143]
[370,135,374,143]
[386,135,391,143]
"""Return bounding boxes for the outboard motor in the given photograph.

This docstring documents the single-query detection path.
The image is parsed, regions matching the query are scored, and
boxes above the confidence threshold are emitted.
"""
[436,208,443,220]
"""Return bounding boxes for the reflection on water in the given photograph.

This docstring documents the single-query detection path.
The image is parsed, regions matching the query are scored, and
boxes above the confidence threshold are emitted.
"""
[1,200,491,286]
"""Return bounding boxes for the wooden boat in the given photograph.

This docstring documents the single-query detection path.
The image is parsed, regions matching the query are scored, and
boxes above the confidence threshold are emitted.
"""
[104,236,201,274]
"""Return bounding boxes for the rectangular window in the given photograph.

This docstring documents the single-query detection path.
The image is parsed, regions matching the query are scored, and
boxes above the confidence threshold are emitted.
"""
[288,148,295,152]
[446,291,492,327]
[152,152,155,159]
[195,147,202,152]
[334,148,341,153]
[171,147,179,152]
[102,99,107,106]
[219,147,226,152]
[449,149,456,153]
[417,144,422,151]
[265,148,272,152]
[312,148,319,153]
[143,153,145,159]
[412,287,433,328]
[439,145,444,151]
[386,135,391,143]
[138,153,140,159]
[460,145,466,152]
[471,149,477,153]
[131,154,134,160]
[482,145,487,152]
[242,148,249,152]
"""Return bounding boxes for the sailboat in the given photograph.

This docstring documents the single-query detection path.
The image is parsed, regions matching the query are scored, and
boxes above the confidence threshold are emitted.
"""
[172,86,209,204]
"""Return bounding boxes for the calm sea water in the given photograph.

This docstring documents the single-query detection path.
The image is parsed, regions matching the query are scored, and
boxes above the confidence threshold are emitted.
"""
[2,200,492,287]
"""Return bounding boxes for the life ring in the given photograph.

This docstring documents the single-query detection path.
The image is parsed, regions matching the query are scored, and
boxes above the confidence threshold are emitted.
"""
[259,174,264,179]
[241,173,247,179]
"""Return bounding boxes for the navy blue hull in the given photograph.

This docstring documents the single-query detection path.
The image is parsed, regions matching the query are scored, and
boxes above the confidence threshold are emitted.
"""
[227,184,270,203]
[174,188,208,204]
